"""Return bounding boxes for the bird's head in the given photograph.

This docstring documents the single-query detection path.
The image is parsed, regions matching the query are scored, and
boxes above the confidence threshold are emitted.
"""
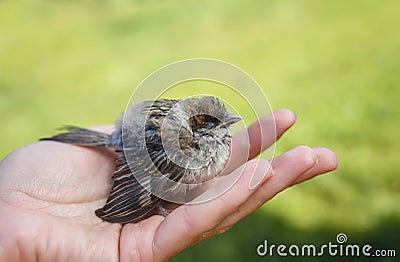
[161,96,241,179]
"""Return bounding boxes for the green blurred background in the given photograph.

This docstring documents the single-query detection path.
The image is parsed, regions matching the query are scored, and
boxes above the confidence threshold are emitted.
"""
[1,0,399,261]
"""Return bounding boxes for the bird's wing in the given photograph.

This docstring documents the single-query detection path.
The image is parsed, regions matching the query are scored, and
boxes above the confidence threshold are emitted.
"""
[96,99,185,223]
[95,152,160,224]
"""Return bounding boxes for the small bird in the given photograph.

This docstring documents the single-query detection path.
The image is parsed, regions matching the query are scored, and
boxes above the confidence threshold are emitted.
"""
[41,96,241,224]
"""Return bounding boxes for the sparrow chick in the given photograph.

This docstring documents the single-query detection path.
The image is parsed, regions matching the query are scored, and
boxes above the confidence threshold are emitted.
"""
[41,96,241,224]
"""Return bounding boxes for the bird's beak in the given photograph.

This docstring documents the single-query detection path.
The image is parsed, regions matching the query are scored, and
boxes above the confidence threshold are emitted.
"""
[224,114,242,126]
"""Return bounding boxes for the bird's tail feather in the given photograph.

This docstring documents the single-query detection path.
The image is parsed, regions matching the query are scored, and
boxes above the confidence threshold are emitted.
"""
[40,126,112,147]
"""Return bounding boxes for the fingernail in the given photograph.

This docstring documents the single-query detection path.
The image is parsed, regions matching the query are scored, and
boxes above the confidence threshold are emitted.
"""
[248,162,274,190]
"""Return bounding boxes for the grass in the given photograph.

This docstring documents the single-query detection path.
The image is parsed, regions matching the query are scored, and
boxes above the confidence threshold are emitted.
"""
[1,0,399,260]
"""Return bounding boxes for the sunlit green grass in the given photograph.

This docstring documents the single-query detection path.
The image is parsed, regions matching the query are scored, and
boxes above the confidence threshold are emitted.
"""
[1,0,399,261]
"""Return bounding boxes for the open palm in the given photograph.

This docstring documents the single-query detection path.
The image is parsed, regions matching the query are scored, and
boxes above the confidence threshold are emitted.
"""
[0,110,338,261]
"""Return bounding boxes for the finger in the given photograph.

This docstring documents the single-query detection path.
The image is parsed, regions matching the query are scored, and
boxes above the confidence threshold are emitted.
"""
[152,159,274,260]
[119,215,165,262]
[215,146,319,230]
[292,147,338,185]
[224,109,296,174]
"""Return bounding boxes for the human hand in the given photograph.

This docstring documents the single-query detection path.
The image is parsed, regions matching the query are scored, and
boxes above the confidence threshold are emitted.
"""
[0,109,338,261]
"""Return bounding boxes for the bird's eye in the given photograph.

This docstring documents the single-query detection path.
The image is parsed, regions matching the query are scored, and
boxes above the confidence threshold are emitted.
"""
[203,121,215,129]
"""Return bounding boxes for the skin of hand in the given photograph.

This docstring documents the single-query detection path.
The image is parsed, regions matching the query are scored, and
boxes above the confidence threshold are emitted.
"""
[0,109,338,261]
